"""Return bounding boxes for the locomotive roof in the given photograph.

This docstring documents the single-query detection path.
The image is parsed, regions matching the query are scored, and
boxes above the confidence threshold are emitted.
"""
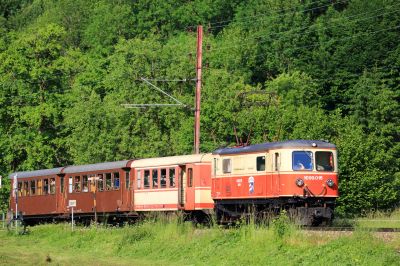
[130,154,212,168]
[213,140,336,155]
[63,160,133,174]
[9,167,64,179]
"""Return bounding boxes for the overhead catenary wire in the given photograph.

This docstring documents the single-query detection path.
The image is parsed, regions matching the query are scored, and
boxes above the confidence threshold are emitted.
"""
[207,6,400,53]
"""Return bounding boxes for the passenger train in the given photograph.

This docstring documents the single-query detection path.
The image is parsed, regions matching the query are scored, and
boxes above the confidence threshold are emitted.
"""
[8,140,338,226]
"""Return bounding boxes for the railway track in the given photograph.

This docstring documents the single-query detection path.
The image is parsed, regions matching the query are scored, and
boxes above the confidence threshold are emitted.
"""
[302,226,400,232]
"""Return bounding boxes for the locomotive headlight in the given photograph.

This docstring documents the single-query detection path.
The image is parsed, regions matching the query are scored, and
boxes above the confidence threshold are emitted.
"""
[326,179,335,188]
[295,178,304,187]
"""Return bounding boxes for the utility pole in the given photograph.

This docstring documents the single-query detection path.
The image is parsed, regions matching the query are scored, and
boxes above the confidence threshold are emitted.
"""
[194,25,203,154]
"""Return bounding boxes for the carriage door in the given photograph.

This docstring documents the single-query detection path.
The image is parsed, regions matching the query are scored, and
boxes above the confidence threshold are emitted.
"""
[57,175,66,213]
[185,165,195,210]
[121,169,132,210]
[272,152,280,196]
[178,166,186,208]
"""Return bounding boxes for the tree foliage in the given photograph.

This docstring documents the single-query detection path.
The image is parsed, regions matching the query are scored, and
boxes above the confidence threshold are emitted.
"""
[0,0,399,214]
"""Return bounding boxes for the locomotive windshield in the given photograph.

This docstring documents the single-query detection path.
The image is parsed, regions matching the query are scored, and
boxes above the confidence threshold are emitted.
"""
[316,151,334,171]
[292,151,313,170]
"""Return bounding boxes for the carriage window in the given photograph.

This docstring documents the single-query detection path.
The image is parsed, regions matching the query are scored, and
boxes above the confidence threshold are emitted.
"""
[222,158,232,174]
[152,169,158,188]
[43,179,49,194]
[144,170,150,188]
[316,151,334,171]
[114,172,120,189]
[188,168,193,187]
[68,177,72,193]
[274,153,280,171]
[60,176,64,193]
[17,182,22,197]
[213,158,218,176]
[30,180,36,195]
[74,176,80,192]
[97,174,104,191]
[23,181,29,196]
[82,175,88,192]
[292,151,313,171]
[169,168,175,187]
[125,171,130,189]
[106,173,112,190]
[137,170,142,189]
[50,178,56,194]
[257,156,266,171]
[160,169,166,188]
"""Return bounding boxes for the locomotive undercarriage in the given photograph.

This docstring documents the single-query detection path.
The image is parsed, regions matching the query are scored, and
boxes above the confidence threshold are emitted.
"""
[215,197,335,226]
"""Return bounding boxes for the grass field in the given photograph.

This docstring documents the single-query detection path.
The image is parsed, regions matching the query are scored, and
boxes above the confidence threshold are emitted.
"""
[0,216,399,266]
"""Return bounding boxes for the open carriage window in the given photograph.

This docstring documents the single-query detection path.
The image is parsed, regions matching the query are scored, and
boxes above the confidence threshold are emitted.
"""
[125,171,130,189]
[82,175,88,192]
[114,172,120,189]
[74,176,80,192]
[105,173,112,190]
[316,151,334,171]
[137,170,142,189]
[169,168,175,188]
[50,178,56,194]
[43,179,49,194]
[292,151,313,171]
[30,180,36,195]
[152,169,158,188]
[97,174,104,191]
[160,169,166,188]
[23,181,29,196]
[144,170,150,188]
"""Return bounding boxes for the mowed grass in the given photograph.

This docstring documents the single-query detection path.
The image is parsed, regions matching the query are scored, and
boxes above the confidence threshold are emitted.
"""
[0,218,399,266]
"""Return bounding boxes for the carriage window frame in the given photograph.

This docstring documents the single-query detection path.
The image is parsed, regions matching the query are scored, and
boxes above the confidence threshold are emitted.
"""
[188,168,193,187]
[73,176,81,193]
[60,176,64,193]
[316,151,334,172]
[152,169,159,189]
[113,172,120,190]
[160,168,167,188]
[144,170,150,189]
[169,168,175,188]
[105,173,112,190]
[125,171,130,189]
[137,170,142,189]
[30,180,36,195]
[222,158,232,174]
[23,181,29,196]
[292,151,313,171]
[50,178,56,194]
[97,174,104,192]
[256,156,266,171]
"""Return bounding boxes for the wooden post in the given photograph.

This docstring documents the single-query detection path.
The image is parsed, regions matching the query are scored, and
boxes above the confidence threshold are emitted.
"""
[194,25,203,154]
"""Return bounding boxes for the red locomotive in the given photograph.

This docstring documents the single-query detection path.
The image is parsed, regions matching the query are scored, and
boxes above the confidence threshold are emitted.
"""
[8,140,338,226]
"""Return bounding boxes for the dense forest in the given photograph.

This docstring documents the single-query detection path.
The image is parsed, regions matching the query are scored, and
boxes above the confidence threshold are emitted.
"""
[0,0,399,216]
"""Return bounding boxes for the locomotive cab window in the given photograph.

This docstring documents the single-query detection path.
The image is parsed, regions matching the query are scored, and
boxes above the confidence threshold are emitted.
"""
[292,151,313,171]
[222,158,232,174]
[256,156,266,171]
[316,151,334,171]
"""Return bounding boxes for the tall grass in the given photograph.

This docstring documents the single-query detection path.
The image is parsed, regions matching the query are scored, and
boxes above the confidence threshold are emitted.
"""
[1,214,399,265]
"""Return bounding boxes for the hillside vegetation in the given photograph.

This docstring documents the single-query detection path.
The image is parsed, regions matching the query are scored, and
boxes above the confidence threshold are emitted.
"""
[0,0,399,215]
